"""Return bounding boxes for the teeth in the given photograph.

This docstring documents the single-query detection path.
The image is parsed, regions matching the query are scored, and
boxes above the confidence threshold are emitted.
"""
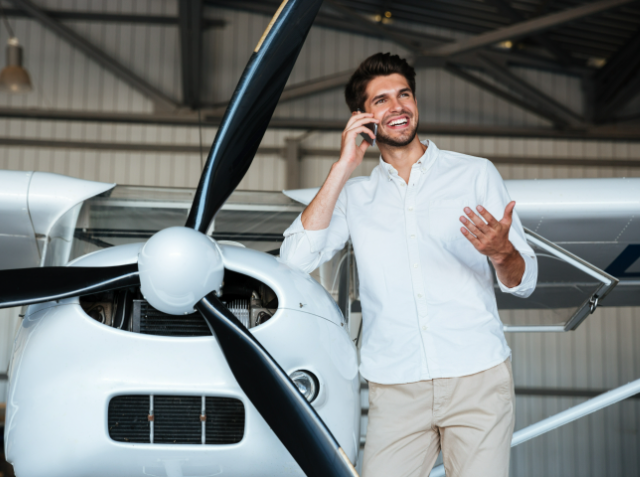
[389,118,408,126]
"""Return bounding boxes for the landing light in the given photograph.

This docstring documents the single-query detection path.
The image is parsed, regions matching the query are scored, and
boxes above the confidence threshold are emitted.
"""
[290,370,319,402]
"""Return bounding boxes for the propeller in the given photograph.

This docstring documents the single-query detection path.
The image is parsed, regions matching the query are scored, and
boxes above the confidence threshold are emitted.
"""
[0,264,139,309]
[0,1,360,476]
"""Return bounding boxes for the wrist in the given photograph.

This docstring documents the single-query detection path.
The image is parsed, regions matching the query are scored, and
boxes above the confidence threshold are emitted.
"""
[489,242,517,266]
[331,160,355,181]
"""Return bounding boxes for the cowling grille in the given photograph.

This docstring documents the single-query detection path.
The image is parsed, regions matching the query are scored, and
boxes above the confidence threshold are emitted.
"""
[108,395,245,445]
[133,301,211,336]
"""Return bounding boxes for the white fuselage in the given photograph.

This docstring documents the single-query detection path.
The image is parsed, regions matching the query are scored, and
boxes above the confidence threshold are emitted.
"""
[4,243,361,477]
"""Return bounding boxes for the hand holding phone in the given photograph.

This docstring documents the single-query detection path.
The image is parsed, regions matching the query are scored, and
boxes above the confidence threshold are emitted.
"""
[356,109,377,146]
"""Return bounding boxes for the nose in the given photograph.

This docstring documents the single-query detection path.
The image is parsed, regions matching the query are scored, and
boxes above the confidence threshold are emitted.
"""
[388,96,402,112]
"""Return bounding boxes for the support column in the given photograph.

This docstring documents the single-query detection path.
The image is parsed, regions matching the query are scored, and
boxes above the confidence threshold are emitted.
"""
[285,138,301,190]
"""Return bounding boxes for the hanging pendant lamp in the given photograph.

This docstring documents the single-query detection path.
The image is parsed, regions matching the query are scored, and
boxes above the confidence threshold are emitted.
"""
[0,37,32,93]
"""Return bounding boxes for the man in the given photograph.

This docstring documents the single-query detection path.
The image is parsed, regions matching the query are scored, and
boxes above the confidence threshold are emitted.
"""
[280,53,537,477]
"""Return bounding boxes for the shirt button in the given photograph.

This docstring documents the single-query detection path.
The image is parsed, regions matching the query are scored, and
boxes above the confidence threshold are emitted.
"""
[408,206,414,211]
[413,263,418,268]
[417,293,423,298]
[401,183,406,187]
[410,234,416,239]
[422,325,427,331]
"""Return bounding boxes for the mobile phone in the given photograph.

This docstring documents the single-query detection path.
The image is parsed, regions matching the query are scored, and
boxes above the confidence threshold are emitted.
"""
[356,109,377,146]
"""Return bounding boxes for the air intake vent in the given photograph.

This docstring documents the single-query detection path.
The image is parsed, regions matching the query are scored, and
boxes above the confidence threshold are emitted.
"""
[205,396,245,444]
[133,300,211,336]
[108,395,245,445]
[154,396,201,444]
[108,395,151,443]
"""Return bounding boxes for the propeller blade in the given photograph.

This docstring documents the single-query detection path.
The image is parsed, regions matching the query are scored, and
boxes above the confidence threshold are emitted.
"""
[0,263,139,309]
[196,293,359,477]
[186,0,323,233]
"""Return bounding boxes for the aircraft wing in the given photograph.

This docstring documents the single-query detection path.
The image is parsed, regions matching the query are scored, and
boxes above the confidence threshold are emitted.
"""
[283,178,640,323]
[0,171,114,270]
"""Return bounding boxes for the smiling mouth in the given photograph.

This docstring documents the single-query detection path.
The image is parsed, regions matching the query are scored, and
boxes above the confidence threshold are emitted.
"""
[387,116,409,128]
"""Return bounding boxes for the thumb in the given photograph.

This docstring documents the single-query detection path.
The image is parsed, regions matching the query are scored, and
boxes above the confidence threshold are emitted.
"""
[502,201,516,225]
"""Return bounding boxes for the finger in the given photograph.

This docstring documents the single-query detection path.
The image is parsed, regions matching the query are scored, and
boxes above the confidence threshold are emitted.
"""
[345,113,376,130]
[460,216,484,237]
[346,125,376,141]
[463,207,489,232]
[358,138,371,152]
[475,205,499,227]
[501,201,516,225]
[346,116,379,132]
[461,227,481,248]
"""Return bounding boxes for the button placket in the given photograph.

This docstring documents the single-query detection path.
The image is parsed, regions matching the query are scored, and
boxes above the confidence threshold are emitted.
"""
[405,166,431,380]
[405,169,427,319]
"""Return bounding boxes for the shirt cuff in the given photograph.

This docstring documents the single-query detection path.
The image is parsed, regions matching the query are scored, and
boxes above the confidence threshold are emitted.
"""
[283,214,330,254]
[496,250,537,297]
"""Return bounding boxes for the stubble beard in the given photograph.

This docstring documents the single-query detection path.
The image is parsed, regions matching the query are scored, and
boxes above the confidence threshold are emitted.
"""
[375,115,419,148]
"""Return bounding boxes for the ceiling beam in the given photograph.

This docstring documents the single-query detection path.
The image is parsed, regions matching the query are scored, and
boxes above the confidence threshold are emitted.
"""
[207,0,589,78]
[444,63,558,126]
[204,0,447,49]
[594,29,640,122]
[422,0,636,58]
[208,69,355,115]
[179,0,203,109]
[6,0,179,111]
[482,0,575,64]
[0,107,636,140]
[323,0,421,53]
[472,54,585,128]
[1,8,225,27]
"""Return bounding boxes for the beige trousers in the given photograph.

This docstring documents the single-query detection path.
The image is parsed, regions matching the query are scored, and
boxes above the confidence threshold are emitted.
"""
[362,359,515,477]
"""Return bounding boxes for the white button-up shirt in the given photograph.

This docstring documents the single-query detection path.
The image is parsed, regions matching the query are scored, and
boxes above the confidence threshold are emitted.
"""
[280,140,537,384]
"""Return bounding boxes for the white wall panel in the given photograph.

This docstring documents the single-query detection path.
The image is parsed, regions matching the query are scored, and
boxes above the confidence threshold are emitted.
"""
[0,13,155,112]
[506,307,640,477]
[298,134,640,187]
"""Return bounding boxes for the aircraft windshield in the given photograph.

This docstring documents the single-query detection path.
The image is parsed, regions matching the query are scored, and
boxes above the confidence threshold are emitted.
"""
[71,185,304,259]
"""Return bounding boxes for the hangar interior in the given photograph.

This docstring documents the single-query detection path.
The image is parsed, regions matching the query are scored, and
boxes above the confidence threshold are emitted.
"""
[0,0,639,476]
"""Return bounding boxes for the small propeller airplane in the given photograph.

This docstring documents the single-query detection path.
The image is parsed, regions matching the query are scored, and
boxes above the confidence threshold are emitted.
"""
[0,1,361,477]
[0,1,639,477]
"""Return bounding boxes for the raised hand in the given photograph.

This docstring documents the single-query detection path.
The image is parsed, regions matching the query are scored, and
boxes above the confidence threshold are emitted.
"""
[337,111,378,174]
[459,201,516,260]
[459,201,525,288]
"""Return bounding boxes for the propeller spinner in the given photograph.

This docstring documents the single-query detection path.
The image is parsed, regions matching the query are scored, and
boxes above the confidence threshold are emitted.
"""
[0,1,360,476]
[138,227,223,315]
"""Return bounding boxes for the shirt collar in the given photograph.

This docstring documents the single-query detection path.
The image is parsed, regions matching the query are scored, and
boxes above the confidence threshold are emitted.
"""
[378,139,439,179]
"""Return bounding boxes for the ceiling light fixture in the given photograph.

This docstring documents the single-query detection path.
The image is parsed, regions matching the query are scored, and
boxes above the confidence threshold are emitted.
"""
[0,5,32,93]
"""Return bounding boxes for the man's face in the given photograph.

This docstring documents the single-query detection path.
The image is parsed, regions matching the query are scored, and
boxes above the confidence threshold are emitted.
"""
[363,73,419,148]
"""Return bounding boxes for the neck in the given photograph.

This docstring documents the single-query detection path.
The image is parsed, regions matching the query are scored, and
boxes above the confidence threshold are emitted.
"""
[379,136,427,183]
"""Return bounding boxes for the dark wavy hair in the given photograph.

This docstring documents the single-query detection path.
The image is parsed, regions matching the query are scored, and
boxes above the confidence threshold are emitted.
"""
[344,53,416,112]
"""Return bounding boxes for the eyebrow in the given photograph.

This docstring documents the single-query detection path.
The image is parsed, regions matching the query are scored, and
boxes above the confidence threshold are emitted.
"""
[370,87,412,104]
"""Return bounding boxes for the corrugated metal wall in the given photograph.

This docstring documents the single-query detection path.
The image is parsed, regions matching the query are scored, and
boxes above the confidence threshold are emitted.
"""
[0,3,638,476]
[506,307,640,477]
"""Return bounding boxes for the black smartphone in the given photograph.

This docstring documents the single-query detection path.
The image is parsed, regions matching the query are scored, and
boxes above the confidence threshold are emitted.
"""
[356,109,377,146]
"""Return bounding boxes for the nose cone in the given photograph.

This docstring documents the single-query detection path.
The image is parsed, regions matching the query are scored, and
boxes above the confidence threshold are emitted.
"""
[138,227,224,315]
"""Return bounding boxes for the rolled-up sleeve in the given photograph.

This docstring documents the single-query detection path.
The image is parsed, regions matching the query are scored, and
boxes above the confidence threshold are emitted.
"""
[279,193,350,274]
[482,160,538,298]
